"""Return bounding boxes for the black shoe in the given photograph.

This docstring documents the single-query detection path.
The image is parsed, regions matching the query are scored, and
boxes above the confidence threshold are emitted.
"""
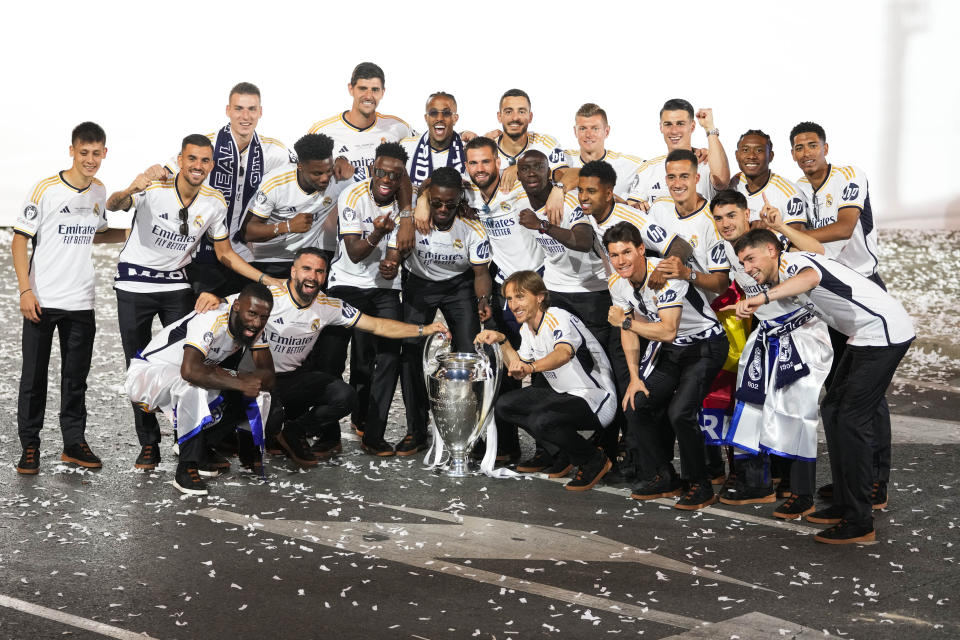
[205,446,231,471]
[265,433,284,455]
[871,481,888,510]
[495,448,521,464]
[806,504,845,524]
[61,442,102,469]
[773,493,815,520]
[718,482,776,505]
[814,519,876,545]
[277,430,318,466]
[361,438,395,457]
[604,461,641,486]
[470,439,487,461]
[565,450,612,491]
[236,432,263,473]
[197,460,226,478]
[394,434,428,457]
[17,446,40,475]
[776,476,792,499]
[817,483,834,500]
[543,454,573,478]
[631,470,683,500]
[311,439,343,460]
[135,444,160,470]
[674,482,717,510]
[173,464,208,496]
[516,448,552,473]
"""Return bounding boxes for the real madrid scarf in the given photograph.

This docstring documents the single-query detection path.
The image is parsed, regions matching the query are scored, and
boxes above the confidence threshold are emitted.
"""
[409,131,464,187]
[736,309,813,404]
[197,124,264,262]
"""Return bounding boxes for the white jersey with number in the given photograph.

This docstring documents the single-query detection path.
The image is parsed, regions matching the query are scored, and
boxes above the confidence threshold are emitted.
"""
[328,179,399,290]
[560,149,644,198]
[517,307,615,426]
[626,154,715,206]
[392,216,490,282]
[496,133,566,169]
[137,295,268,367]
[264,284,363,373]
[796,164,879,277]
[247,167,350,259]
[648,198,729,276]
[735,172,808,226]
[722,239,800,321]
[778,252,913,347]
[609,257,723,345]
[465,180,543,282]
[518,191,607,293]
[16,173,107,310]
[115,176,228,293]
[586,202,680,261]
[308,112,413,181]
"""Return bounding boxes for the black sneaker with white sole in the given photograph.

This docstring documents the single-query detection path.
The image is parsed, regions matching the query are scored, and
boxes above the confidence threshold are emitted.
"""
[173,464,208,496]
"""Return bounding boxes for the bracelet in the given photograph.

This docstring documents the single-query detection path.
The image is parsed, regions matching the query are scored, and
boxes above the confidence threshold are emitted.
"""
[497,336,507,345]
[364,235,378,247]
[284,221,290,234]
[762,291,770,304]
[19,288,32,296]
[529,361,537,373]
[477,295,491,304]
[418,324,424,337]
[274,224,280,237]
[258,273,266,285]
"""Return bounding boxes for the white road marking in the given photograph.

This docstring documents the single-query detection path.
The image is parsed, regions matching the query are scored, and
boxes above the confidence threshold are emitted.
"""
[0,594,160,640]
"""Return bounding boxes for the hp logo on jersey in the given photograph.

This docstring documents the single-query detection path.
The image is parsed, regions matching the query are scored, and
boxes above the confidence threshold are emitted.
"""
[710,243,726,264]
[841,184,860,201]
[476,240,491,259]
[658,290,678,304]
[341,304,359,320]
[646,224,668,243]
[552,329,563,341]
[787,197,805,216]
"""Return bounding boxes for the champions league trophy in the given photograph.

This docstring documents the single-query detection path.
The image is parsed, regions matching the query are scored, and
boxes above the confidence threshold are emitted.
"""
[422,333,502,477]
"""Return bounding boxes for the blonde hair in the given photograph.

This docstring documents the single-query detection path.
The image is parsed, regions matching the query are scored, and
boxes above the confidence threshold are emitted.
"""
[503,270,549,311]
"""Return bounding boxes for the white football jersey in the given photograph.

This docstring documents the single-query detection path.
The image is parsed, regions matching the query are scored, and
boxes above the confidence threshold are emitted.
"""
[778,252,914,347]
[721,239,800,321]
[308,112,413,181]
[626,154,715,206]
[796,164,879,277]
[137,295,268,368]
[115,176,228,293]
[392,215,490,282]
[247,167,350,259]
[328,179,400,290]
[16,173,107,310]
[586,202,680,261]
[735,172,808,226]
[647,198,729,276]
[561,149,644,198]
[517,307,615,426]
[517,191,607,293]
[496,132,566,170]
[164,131,293,260]
[608,257,723,345]
[263,284,362,373]
[465,180,543,282]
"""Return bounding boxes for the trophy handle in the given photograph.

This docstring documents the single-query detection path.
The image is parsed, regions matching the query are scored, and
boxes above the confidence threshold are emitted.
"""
[422,331,450,391]
[475,340,503,430]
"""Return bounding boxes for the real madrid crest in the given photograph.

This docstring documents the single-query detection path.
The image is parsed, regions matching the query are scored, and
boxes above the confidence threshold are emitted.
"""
[193,215,204,228]
[322,196,332,207]
[500,202,511,212]
[748,350,763,382]
[311,319,321,332]
[825,194,833,208]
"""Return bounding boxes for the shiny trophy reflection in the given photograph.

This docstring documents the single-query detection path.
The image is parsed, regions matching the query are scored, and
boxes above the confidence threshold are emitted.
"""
[422,333,501,476]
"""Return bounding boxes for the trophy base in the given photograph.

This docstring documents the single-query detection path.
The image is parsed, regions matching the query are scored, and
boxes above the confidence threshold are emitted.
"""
[434,458,482,477]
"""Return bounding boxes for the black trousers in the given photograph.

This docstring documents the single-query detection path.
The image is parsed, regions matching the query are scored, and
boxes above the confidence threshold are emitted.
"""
[18,309,96,448]
[488,281,524,453]
[625,334,729,483]
[313,286,401,442]
[495,385,601,465]
[399,271,480,437]
[270,368,358,437]
[821,340,910,527]
[115,288,195,445]
[251,260,293,280]
[550,288,627,458]
[186,260,249,299]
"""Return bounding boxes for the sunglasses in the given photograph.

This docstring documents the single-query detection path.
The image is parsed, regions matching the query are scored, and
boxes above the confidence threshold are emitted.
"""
[428,198,462,211]
[373,167,403,181]
[426,109,455,118]
[178,207,189,235]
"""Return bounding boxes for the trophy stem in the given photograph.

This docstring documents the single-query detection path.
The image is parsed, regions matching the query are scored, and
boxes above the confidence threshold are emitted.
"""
[436,449,480,477]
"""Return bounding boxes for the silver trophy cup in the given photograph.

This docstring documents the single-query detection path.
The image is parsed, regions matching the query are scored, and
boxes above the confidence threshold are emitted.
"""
[422,334,502,476]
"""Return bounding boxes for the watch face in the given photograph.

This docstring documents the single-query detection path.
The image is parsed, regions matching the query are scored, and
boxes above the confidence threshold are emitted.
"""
[622,317,632,330]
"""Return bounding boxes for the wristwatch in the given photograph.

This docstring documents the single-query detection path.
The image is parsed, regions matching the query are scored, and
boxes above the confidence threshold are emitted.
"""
[398,208,414,219]
[621,316,632,331]
[705,128,720,137]
[552,181,564,191]
[688,270,698,282]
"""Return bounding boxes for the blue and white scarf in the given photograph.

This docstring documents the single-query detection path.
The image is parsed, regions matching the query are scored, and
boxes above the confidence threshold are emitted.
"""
[197,124,264,262]
[736,309,813,405]
[409,131,464,187]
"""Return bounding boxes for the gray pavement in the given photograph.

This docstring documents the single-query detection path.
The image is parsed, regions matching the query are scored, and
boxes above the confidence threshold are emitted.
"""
[1,235,959,639]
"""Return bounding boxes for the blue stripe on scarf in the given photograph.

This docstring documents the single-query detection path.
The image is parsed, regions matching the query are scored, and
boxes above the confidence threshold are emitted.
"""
[409,132,464,186]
